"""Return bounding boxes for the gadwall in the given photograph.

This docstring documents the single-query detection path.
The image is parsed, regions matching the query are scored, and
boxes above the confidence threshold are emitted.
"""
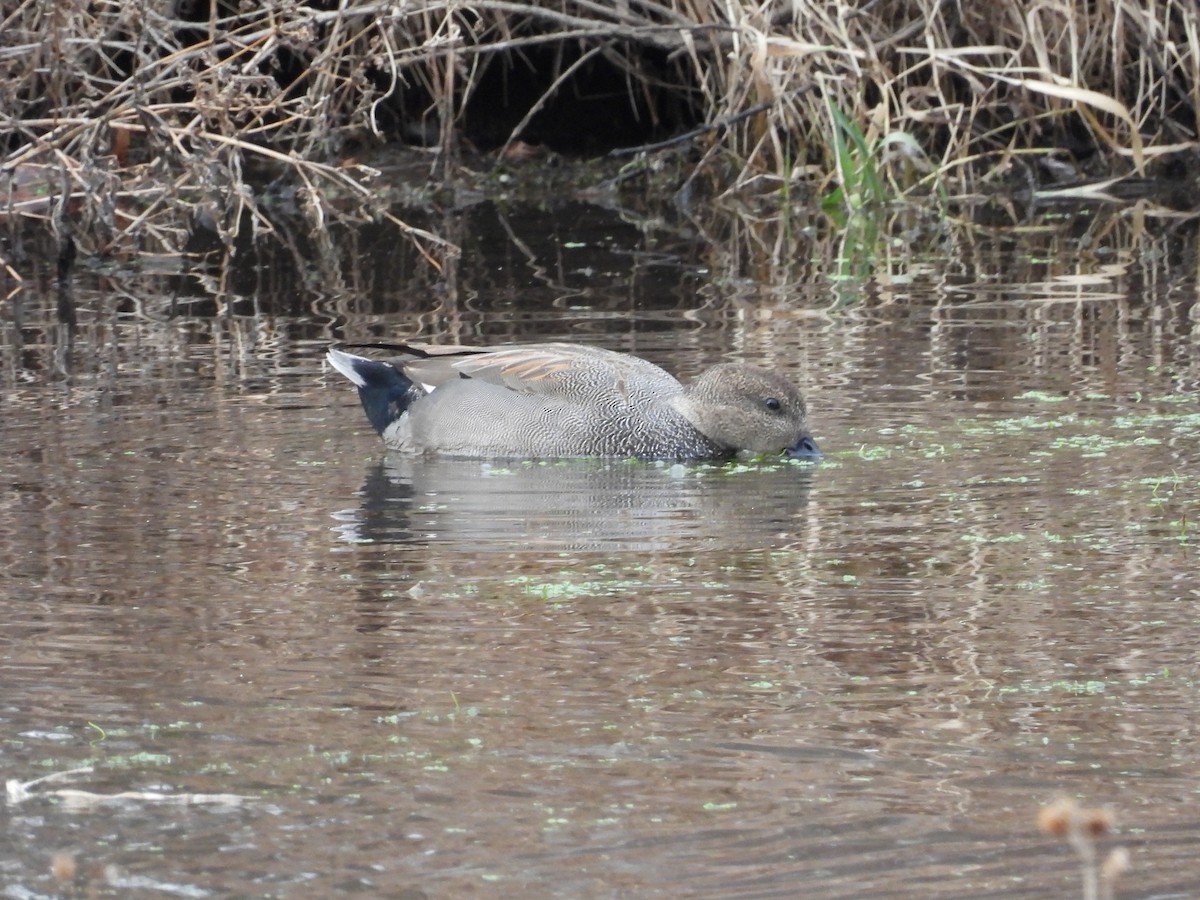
[326,342,821,461]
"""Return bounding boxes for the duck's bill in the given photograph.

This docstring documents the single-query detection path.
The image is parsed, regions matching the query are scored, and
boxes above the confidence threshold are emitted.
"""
[785,437,822,461]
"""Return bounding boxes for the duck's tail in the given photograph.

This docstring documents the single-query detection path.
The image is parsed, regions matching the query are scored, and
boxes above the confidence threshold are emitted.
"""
[326,348,422,437]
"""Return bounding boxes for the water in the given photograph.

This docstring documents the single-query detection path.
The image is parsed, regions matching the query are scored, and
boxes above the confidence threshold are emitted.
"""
[2,197,1198,897]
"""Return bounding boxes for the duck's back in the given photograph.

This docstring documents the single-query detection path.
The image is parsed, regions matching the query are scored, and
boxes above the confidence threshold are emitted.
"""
[394,345,723,458]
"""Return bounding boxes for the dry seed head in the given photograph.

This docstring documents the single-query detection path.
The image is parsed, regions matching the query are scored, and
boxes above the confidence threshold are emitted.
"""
[1101,846,1131,881]
[1084,806,1116,836]
[50,851,76,882]
[1037,797,1079,837]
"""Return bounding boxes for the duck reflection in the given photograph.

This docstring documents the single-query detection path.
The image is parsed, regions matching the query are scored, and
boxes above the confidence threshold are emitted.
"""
[333,457,818,553]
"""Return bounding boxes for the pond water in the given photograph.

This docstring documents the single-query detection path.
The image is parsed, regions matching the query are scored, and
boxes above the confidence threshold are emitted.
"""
[2,192,1198,898]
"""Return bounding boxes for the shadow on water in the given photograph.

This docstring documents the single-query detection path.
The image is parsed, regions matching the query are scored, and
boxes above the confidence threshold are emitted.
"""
[336,457,817,553]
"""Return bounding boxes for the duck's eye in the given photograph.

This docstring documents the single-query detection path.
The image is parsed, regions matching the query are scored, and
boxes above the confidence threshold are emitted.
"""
[764,397,782,412]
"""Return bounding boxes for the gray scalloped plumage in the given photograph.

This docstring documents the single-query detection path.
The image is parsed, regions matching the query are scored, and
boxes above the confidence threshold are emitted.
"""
[326,343,821,461]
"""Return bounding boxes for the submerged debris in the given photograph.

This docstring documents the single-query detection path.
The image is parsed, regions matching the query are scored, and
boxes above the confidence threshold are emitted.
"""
[6,766,251,808]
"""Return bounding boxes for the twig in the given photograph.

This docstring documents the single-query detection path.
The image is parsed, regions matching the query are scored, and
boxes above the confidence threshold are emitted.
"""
[7,767,250,807]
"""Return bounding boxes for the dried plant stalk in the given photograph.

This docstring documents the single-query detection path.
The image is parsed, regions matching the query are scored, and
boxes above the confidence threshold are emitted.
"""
[2,0,1197,265]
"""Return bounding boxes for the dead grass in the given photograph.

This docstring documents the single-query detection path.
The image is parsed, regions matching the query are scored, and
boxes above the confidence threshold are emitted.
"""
[668,0,1200,200]
[1,0,1197,275]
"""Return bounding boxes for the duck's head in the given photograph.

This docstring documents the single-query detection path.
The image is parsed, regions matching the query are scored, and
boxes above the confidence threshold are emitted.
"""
[678,364,821,460]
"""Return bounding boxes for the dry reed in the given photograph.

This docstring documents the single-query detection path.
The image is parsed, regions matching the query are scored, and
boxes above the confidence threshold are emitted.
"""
[1039,797,1130,900]
[2,0,1198,273]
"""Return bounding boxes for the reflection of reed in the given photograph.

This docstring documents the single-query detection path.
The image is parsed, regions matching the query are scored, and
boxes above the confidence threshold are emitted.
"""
[4,202,1198,400]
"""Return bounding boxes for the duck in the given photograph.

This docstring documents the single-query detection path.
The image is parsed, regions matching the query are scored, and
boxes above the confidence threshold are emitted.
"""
[326,342,821,461]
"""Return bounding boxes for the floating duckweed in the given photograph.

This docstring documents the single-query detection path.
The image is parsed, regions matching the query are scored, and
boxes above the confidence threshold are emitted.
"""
[1015,390,1069,402]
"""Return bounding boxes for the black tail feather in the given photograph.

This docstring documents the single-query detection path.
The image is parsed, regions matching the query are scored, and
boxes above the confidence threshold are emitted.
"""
[327,349,421,437]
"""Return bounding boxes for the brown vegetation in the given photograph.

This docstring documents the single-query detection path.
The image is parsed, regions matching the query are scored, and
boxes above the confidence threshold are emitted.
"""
[1039,798,1130,900]
[2,0,1198,273]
